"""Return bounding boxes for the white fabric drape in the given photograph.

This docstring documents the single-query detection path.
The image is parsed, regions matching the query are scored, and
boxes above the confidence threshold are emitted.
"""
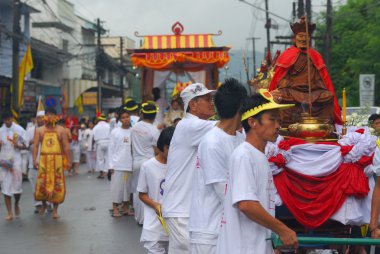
[187,71,206,84]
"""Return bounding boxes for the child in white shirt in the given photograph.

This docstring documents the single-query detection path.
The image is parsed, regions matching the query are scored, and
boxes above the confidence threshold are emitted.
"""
[108,109,133,217]
[137,126,175,254]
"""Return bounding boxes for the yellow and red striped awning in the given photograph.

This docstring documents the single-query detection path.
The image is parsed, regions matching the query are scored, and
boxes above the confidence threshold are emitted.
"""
[130,22,230,70]
[141,34,216,50]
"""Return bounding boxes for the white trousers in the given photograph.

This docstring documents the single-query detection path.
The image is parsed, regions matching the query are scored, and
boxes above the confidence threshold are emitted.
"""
[190,243,216,254]
[110,171,131,204]
[133,192,144,224]
[143,241,168,254]
[166,217,190,254]
[21,152,28,174]
[86,151,96,171]
[28,168,42,206]
[95,142,109,172]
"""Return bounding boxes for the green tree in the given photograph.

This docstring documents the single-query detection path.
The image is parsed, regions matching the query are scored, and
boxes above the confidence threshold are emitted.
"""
[316,0,380,106]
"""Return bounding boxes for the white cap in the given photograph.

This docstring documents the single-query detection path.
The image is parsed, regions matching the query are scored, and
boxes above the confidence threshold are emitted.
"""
[180,83,215,113]
[36,110,45,117]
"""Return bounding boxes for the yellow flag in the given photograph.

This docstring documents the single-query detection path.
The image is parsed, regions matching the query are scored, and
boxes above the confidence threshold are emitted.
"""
[19,44,34,107]
[74,95,84,114]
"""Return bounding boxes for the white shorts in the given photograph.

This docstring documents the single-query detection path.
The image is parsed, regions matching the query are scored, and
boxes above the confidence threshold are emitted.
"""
[110,170,132,203]
[1,167,23,196]
[71,148,80,163]
[143,241,169,254]
[166,217,190,254]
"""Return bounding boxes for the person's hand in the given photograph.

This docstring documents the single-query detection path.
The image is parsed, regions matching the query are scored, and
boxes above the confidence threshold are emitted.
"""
[154,203,161,215]
[109,169,114,174]
[371,228,380,238]
[270,89,282,103]
[33,161,39,170]
[278,227,298,249]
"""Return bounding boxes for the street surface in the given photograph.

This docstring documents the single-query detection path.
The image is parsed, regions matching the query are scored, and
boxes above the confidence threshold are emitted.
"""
[0,165,146,254]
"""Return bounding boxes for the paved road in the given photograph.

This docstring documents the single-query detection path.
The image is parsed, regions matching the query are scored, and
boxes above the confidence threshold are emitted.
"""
[0,165,146,254]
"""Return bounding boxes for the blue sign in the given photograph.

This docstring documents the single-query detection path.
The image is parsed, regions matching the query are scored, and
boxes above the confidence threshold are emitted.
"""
[45,96,58,108]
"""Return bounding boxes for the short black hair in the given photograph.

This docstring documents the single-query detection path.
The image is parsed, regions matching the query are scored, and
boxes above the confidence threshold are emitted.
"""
[157,126,175,152]
[369,114,380,123]
[173,118,181,125]
[117,108,131,121]
[240,93,271,133]
[45,107,57,115]
[141,103,157,120]
[122,99,138,113]
[214,78,247,119]
[1,110,13,120]
[152,87,161,100]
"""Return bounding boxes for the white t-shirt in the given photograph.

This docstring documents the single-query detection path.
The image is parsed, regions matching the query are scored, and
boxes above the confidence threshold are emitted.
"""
[216,142,275,254]
[131,121,160,164]
[93,121,110,144]
[189,127,244,245]
[137,157,168,242]
[108,127,132,171]
[161,113,216,218]
[0,123,28,169]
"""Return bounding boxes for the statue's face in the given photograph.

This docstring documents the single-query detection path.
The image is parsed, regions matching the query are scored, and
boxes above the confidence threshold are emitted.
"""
[294,32,310,49]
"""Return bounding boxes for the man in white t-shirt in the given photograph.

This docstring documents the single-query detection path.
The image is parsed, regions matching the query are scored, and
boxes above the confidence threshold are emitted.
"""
[0,111,29,220]
[131,102,160,223]
[216,89,298,254]
[161,83,217,253]
[189,79,247,254]
[108,109,133,217]
[93,114,110,179]
[137,126,175,253]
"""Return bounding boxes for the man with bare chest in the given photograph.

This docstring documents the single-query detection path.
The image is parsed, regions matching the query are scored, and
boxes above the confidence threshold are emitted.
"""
[33,107,71,219]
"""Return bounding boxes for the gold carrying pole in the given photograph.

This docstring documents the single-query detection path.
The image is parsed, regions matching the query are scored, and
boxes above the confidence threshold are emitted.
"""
[305,15,312,116]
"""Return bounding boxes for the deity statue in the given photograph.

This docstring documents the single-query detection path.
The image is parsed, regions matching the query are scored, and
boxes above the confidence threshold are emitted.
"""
[269,16,343,128]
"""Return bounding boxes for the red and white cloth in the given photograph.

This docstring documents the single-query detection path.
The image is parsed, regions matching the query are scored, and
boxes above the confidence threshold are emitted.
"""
[266,127,379,228]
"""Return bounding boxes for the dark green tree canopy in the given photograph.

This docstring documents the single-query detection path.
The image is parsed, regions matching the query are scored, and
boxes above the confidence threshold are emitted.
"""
[316,0,380,106]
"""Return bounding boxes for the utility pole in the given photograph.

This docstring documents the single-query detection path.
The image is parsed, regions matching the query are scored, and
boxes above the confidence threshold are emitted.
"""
[292,2,297,21]
[96,18,102,113]
[305,0,312,21]
[247,37,260,77]
[12,0,21,115]
[297,0,304,18]
[119,36,125,103]
[325,0,333,67]
[264,0,271,55]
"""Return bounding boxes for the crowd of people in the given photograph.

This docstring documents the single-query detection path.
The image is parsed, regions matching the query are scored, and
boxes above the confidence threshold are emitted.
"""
[1,78,380,253]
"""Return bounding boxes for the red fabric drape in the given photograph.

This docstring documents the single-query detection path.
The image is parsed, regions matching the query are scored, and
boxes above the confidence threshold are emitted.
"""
[274,160,371,229]
[268,46,343,125]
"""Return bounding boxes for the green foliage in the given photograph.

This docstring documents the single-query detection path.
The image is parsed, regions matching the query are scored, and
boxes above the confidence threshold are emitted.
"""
[315,0,380,106]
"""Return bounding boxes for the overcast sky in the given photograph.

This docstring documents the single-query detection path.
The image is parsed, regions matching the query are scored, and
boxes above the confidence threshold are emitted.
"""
[70,0,344,53]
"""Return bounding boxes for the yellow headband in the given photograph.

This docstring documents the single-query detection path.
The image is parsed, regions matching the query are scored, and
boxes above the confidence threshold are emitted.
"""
[124,105,138,111]
[241,89,295,121]
[141,103,159,114]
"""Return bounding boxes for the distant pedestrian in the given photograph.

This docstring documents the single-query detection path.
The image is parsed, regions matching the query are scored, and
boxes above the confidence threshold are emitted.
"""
[131,102,160,224]
[108,109,133,217]
[84,120,96,173]
[0,111,29,220]
[93,114,110,179]
[33,107,71,219]
[138,126,175,254]
[26,104,46,213]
